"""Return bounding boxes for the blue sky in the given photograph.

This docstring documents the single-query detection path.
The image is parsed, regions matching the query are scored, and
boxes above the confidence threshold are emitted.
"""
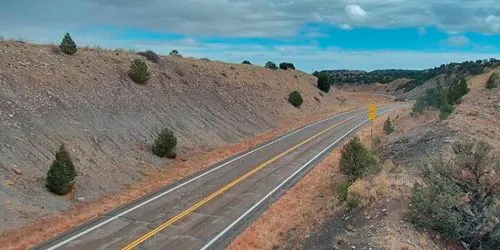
[2,0,500,71]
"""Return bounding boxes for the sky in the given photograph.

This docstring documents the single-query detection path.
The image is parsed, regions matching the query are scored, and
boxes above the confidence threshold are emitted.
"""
[1,0,500,71]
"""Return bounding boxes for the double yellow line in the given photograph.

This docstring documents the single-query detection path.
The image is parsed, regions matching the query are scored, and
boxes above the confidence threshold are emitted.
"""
[121,114,359,249]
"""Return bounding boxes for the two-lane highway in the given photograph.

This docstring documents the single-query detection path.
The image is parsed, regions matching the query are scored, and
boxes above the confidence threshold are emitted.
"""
[36,103,405,250]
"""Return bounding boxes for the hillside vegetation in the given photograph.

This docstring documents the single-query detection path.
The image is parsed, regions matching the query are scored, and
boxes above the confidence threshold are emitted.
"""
[320,59,500,97]
[0,40,357,233]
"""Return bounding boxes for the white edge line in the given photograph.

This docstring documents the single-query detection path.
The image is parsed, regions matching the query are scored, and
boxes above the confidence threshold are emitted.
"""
[45,107,368,249]
[200,107,400,250]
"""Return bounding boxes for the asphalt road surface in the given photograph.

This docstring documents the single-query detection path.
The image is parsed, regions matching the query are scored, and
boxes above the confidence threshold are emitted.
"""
[35,103,405,250]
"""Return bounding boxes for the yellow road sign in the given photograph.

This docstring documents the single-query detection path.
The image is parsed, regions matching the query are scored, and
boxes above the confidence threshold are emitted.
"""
[369,104,377,121]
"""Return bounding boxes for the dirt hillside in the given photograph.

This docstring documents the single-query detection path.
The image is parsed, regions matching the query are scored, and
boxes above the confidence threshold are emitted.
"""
[0,41,364,234]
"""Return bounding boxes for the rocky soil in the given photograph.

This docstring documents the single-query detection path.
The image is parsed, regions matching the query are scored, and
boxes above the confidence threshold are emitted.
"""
[0,41,357,233]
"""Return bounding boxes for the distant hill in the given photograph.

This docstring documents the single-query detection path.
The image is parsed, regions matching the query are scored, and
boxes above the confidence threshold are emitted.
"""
[317,58,500,93]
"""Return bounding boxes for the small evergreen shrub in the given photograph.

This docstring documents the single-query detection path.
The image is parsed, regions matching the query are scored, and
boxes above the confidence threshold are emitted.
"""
[487,73,498,89]
[169,50,182,57]
[137,50,160,63]
[423,86,447,108]
[279,62,295,70]
[288,91,303,108]
[46,144,76,195]
[152,128,177,158]
[317,73,331,93]
[447,78,469,105]
[439,100,454,119]
[128,59,151,84]
[411,98,426,116]
[242,60,252,65]
[411,85,453,118]
[59,33,77,55]
[339,136,378,181]
[410,140,500,249]
[265,61,278,70]
[383,117,394,135]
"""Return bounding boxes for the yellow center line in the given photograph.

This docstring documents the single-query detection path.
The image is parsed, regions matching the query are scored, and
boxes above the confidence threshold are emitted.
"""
[121,113,362,250]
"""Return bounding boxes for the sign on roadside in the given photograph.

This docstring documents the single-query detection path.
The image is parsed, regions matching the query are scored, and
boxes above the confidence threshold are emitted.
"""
[369,104,377,121]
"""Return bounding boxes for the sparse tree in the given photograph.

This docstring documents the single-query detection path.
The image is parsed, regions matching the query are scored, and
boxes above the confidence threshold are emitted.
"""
[128,59,151,84]
[447,78,469,105]
[152,128,177,158]
[169,49,181,57]
[59,33,77,55]
[279,62,296,70]
[411,98,426,116]
[339,136,378,181]
[46,144,76,195]
[383,117,394,135]
[288,90,303,108]
[317,73,331,93]
[265,61,278,70]
[242,60,252,65]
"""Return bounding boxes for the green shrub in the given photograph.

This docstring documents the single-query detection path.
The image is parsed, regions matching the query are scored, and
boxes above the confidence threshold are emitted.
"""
[242,60,252,65]
[439,100,454,119]
[128,59,151,84]
[152,128,177,158]
[487,73,498,89]
[338,181,352,201]
[411,98,426,116]
[410,139,500,249]
[137,50,160,63]
[265,61,278,70]
[383,117,394,135]
[423,86,447,108]
[447,78,469,105]
[279,62,295,70]
[169,49,182,57]
[59,33,77,55]
[339,136,378,180]
[411,85,453,118]
[317,73,331,93]
[46,144,76,195]
[288,91,303,108]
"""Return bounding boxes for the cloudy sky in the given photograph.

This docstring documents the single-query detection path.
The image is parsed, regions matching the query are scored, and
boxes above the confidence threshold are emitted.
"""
[2,0,500,71]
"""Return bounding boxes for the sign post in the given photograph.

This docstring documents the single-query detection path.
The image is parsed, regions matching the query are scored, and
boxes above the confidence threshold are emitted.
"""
[369,104,377,139]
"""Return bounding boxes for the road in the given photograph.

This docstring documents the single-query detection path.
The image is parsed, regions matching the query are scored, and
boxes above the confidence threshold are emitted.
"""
[36,103,405,250]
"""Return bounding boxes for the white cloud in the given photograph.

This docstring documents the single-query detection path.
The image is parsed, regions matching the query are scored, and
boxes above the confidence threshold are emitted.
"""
[485,15,500,32]
[441,35,470,47]
[340,24,353,30]
[1,0,500,39]
[345,4,367,22]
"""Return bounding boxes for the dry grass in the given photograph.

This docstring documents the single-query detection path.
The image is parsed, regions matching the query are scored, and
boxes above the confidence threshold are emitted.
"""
[346,160,412,209]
